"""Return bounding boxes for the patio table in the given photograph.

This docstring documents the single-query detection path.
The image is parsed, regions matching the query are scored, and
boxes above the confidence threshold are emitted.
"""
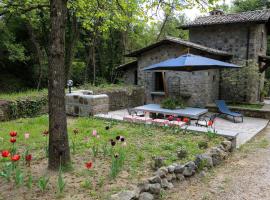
[133,104,208,119]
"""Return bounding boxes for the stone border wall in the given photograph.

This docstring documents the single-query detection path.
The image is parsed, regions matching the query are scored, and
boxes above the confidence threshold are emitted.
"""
[206,104,270,119]
[0,96,48,121]
[103,87,145,111]
[110,140,233,200]
[0,87,145,121]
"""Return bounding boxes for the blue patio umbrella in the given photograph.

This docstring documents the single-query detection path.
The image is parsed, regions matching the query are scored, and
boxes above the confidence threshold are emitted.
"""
[143,54,240,71]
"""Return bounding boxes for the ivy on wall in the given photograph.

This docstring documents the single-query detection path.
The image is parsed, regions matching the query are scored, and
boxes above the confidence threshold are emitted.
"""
[7,96,48,119]
[221,61,261,103]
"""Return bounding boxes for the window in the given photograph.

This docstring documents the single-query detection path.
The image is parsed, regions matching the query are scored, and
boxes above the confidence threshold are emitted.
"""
[261,31,264,51]
[154,72,164,92]
[134,70,138,85]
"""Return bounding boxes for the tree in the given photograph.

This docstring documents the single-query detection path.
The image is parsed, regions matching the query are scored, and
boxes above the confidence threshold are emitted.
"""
[232,0,270,12]
[48,0,70,169]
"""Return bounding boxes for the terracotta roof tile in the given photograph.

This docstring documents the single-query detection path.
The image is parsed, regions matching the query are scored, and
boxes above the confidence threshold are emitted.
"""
[181,9,270,29]
[126,36,231,57]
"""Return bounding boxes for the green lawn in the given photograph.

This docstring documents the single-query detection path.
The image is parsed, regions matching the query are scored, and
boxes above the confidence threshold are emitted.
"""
[228,103,263,109]
[0,89,47,101]
[0,116,222,199]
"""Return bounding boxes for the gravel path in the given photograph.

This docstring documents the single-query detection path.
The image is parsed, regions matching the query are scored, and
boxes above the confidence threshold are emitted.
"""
[165,125,270,200]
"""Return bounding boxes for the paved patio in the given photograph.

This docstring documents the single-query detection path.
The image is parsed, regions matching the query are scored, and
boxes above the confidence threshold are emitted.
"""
[95,109,269,148]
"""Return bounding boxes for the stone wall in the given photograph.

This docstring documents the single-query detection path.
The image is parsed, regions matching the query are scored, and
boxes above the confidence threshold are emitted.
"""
[66,91,109,116]
[104,87,145,111]
[206,104,270,119]
[122,68,137,85]
[189,23,267,103]
[0,96,48,121]
[110,140,233,200]
[137,43,222,107]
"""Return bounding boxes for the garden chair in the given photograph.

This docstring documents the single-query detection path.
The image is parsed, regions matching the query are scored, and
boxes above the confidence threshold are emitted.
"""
[215,100,243,123]
[196,114,217,127]
[127,107,144,117]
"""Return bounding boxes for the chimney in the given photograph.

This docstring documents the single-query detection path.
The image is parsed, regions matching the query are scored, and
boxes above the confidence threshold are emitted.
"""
[209,9,224,16]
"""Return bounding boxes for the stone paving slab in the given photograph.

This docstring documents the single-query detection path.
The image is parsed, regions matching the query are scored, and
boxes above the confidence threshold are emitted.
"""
[95,109,269,148]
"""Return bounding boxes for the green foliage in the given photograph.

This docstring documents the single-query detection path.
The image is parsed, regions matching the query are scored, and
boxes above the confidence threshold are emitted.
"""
[161,97,185,109]
[197,158,209,171]
[26,173,33,189]
[110,148,126,179]
[198,141,209,149]
[14,168,24,186]
[38,175,50,192]
[177,146,188,159]
[0,163,13,182]
[8,96,47,119]
[232,0,270,12]
[57,167,66,194]
[0,0,221,91]
[0,20,28,62]
[262,79,270,97]
[70,61,86,86]
[206,129,217,139]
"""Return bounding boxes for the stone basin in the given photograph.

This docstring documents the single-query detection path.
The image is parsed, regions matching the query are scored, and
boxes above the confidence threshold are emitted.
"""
[65,90,109,116]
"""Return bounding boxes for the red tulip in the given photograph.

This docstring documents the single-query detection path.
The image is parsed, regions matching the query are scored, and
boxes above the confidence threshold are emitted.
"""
[176,118,181,122]
[10,137,16,143]
[25,154,32,161]
[208,120,214,126]
[183,118,189,123]
[85,161,93,169]
[167,115,174,121]
[11,154,20,161]
[9,131,17,137]
[1,150,10,158]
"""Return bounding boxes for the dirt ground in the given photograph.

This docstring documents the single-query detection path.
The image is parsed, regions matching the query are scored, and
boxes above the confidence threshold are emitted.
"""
[164,125,270,200]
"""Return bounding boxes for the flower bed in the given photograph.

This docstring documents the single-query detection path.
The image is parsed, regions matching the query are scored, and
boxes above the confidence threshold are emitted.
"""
[0,116,223,199]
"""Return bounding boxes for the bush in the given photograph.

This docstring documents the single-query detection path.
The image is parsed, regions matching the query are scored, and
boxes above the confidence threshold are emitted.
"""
[161,97,185,110]
[8,96,47,119]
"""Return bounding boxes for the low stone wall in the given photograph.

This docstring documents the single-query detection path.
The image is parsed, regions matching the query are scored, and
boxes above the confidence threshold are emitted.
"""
[206,104,270,119]
[0,87,145,121]
[0,96,48,121]
[110,140,233,200]
[103,87,145,111]
[66,91,109,116]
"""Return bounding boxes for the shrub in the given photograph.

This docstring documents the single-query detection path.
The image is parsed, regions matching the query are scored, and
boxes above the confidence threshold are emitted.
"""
[161,97,185,110]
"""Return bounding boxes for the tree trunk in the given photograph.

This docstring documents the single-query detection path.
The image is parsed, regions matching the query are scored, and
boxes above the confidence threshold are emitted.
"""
[48,0,71,170]
[25,22,44,90]
[65,12,79,81]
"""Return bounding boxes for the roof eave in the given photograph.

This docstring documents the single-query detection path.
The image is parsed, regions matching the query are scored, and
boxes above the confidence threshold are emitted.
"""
[179,20,270,30]
[125,38,232,58]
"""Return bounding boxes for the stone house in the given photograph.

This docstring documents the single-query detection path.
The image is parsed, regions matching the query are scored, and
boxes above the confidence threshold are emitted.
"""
[118,9,270,107]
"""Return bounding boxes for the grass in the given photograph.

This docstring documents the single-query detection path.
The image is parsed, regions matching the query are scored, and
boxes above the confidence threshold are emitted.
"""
[0,89,47,101]
[228,103,263,109]
[0,116,222,199]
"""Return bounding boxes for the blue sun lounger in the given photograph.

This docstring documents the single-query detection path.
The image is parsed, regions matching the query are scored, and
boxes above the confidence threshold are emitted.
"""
[215,100,243,123]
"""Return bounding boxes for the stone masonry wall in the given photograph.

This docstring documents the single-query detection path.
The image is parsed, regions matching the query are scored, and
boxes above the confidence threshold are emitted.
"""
[137,43,221,107]
[122,68,137,85]
[189,24,267,103]
[105,87,145,111]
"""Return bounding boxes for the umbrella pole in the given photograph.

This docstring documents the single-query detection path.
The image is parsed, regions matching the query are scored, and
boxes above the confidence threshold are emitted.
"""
[162,71,168,97]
